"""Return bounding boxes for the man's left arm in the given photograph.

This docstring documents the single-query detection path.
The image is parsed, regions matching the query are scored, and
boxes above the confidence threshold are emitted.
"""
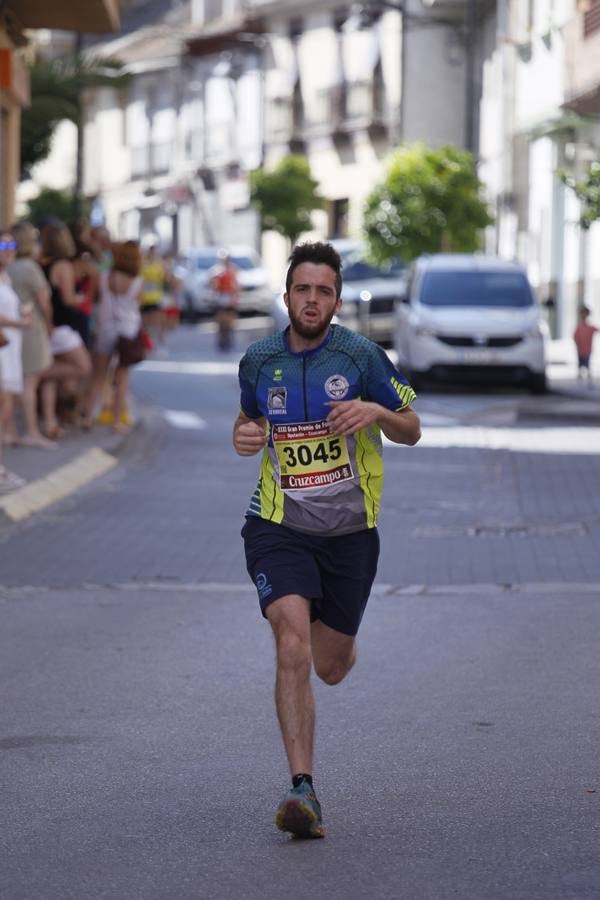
[326,400,421,446]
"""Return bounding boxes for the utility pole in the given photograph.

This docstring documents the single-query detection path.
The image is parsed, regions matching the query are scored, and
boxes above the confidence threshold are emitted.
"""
[73,31,84,221]
[464,0,477,155]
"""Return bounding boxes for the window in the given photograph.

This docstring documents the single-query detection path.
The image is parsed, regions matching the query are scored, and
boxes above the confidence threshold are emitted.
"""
[584,0,600,37]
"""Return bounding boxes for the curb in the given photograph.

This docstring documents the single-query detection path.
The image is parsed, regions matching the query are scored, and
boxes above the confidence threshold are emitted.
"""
[0,447,118,523]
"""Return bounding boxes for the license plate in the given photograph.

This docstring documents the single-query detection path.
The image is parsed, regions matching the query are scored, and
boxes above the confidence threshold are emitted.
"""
[456,350,500,364]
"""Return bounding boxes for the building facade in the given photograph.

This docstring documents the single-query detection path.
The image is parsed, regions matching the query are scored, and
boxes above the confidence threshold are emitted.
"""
[479,0,600,337]
[0,0,119,226]
[32,0,486,274]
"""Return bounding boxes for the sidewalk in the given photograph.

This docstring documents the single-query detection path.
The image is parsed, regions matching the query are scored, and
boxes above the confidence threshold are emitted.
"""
[1,337,599,523]
[0,412,137,523]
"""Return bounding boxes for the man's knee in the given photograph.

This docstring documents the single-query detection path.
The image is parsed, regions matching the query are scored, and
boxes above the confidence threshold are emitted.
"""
[314,654,355,686]
[275,629,312,675]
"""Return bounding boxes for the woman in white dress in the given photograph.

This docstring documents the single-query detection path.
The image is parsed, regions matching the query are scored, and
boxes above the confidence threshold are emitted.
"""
[0,232,32,491]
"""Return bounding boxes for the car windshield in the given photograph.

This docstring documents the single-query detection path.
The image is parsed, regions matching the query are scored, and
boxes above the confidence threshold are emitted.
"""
[420,271,534,307]
[230,255,256,271]
[196,253,219,270]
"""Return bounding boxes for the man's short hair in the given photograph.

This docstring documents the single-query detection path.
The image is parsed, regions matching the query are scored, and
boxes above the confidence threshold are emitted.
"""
[285,241,343,298]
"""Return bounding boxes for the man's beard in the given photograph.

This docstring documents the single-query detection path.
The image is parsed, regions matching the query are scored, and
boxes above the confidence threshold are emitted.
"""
[288,305,336,340]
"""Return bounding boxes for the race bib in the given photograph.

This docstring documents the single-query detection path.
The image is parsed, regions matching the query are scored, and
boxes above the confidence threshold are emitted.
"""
[272,420,354,491]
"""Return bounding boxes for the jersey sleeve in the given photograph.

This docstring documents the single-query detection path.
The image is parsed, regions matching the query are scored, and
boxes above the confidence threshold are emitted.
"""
[238,353,262,419]
[365,344,416,410]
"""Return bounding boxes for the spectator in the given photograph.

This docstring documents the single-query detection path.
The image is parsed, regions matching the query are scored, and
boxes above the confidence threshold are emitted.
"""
[574,306,598,387]
[8,222,56,448]
[69,221,100,349]
[162,250,182,333]
[89,225,113,272]
[140,241,166,352]
[38,222,91,438]
[0,230,31,488]
[83,241,143,433]
[209,252,239,351]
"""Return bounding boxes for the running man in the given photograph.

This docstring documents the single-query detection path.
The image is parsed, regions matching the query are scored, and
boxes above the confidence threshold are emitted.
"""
[233,241,421,839]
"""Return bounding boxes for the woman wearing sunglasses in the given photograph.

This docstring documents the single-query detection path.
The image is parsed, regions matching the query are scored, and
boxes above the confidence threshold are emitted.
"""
[0,232,32,490]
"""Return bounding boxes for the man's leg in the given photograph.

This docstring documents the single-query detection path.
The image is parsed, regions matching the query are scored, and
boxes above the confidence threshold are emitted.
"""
[267,594,325,838]
[266,594,313,775]
[311,619,356,686]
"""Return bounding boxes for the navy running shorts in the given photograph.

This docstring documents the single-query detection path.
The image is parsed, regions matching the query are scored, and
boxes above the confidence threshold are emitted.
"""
[241,516,379,637]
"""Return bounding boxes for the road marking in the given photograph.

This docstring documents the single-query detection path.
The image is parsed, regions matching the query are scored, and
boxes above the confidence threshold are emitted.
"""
[0,448,117,522]
[164,410,207,429]
[3,581,599,597]
[139,360,239,375]
[385,425,600,454]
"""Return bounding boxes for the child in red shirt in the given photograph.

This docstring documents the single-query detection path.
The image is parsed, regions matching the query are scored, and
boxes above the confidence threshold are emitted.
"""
[573,306,598,385]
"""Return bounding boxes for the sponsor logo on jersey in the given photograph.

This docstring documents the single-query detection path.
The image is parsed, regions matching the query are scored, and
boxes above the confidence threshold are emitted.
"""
[324,374,350,399]
[268,386,287,414]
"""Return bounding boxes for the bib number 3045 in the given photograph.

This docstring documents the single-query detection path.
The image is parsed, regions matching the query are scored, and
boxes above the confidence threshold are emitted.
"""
[272,420,354,491]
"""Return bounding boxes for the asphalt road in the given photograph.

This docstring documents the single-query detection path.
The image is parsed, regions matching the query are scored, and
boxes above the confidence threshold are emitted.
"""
[1,324,600,900]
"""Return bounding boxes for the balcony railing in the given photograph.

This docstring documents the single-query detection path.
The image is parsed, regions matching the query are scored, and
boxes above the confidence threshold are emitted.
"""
[151,141,173,175]
[265,80,387,146]
[131,145,149,179]
[131,142,175,178]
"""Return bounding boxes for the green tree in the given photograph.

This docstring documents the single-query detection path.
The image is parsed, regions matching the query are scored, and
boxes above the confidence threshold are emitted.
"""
[21,55,129,214]
[364,143,494,263]
[25,186,90,226]
[249,155,323,245]
[559,161,600,230]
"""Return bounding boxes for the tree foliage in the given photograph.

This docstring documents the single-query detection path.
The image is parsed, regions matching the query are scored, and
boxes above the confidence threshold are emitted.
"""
[249,155,323,245]
[559,161,600,230]
[21,56,129,179]
[25,186,91,225]
[364,144,494,263]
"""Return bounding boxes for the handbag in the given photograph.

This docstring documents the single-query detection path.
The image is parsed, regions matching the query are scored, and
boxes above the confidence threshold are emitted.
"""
[0,328,8,348]
[117,329,147,367]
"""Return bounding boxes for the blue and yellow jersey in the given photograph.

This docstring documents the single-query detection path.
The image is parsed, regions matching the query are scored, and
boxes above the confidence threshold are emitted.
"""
[238,325,416,535]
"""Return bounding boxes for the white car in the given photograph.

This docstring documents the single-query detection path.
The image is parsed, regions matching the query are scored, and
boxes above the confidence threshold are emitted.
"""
[394,254,548,392]
[180,246,272,320]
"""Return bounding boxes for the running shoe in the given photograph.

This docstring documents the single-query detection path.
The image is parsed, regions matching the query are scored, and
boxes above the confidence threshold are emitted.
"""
[275,780,325,839]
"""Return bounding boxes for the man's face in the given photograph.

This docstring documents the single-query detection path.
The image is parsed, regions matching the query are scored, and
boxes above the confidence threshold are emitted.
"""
[284,262,341,341]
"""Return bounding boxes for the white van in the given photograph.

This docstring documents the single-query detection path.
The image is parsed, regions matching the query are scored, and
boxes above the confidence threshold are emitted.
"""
[394,254,548,392]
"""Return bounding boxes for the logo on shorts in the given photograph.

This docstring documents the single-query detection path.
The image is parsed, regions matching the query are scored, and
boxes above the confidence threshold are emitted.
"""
[268,387,287,415]
[256,572,273,601]
[324,374,349,400]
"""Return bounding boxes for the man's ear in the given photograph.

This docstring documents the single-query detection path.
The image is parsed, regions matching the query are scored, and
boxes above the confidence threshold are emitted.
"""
[335,296,342,313]
[283,292,290,309]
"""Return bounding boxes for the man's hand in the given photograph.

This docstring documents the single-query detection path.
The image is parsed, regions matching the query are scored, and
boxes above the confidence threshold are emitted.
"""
[326,400,380,436]
[327,399,421,446]
[233,415,267,456]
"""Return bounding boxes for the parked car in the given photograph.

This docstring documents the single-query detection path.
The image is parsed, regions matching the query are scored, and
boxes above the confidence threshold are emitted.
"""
[270,239,406,345]
[394,254,548,392]
[180,246,272,320]
[334,243,406,347]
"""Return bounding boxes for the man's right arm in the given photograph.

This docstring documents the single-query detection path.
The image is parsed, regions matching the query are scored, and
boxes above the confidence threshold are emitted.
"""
[233,412,267,456]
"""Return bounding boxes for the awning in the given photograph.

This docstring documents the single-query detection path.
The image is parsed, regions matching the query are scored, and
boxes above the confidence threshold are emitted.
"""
[8,0,120,34]
[186,12,263,57]
[563,82,600,117]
